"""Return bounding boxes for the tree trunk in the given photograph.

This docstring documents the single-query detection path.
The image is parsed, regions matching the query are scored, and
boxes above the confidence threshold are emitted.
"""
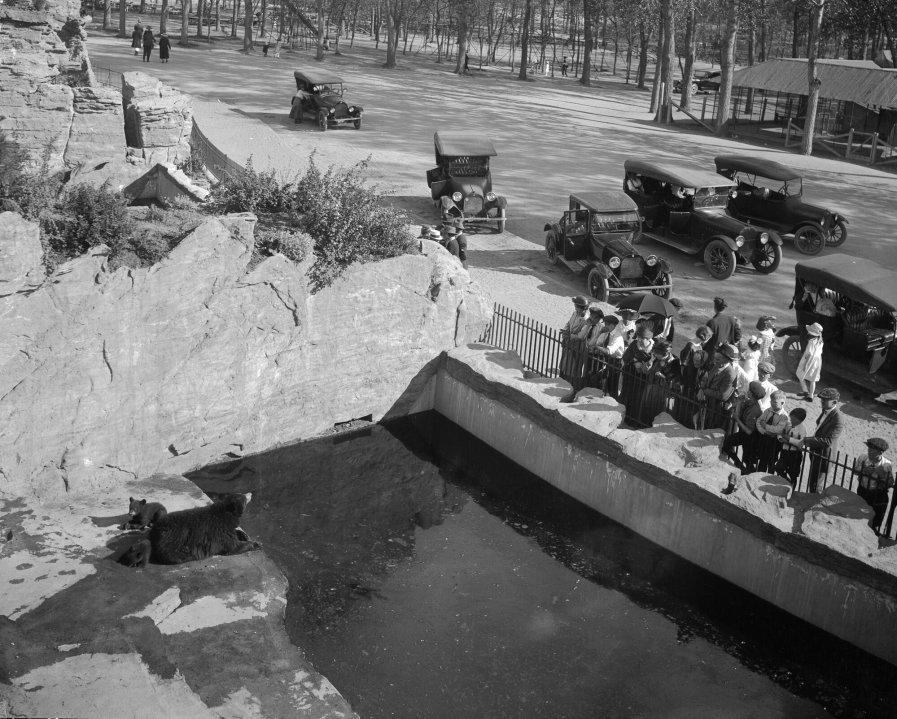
[242,0,253,50]
[580,0,593,85]
[118,0,126,36]
[801,0,826,154]
[160,0,168,33]
[195,0,204,37]
[453,2,471,74]
[181,0,190,44]
[758,0,767,62]
[636,23,650,88]
[649,18,662,113]
[518,0,533,79]
[385,7,399,67]
[315,0,325,60]
[655,0,675,122]
[102,0,111,29]
[230,0,237,37]
[680,0,695,110]
[716,0,738,132]
[791,3,801,58]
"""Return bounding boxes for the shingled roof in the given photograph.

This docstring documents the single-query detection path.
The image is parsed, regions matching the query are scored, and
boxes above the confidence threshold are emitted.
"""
[731,58,897,109]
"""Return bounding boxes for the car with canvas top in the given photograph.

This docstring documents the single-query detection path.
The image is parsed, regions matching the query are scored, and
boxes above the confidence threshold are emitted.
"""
[290,69,363,131]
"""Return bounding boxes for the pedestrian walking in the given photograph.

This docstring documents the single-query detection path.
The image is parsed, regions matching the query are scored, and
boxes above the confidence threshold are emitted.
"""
[775,407,808,487]
[853,438,894,535]
[142,27,155,63]
[802,387,844,492]
[561,56,569,77]
[700,343,740,430]
[705,296,742,365]
[131,24,142,56]
[158,32,171,63]
[720,381,766,473]
[755,390,788,473]
[796,322,824,401]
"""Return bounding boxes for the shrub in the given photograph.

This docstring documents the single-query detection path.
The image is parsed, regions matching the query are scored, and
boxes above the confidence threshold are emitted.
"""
[207,157,294,214]
[0,140,64,221]
[48,183,132,258]
[257,228,314,264]
[294,159,411,290]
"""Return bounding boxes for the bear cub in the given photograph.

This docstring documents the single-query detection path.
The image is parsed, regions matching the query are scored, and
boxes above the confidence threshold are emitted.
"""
[119,493,261,568]
[119,497,168,530]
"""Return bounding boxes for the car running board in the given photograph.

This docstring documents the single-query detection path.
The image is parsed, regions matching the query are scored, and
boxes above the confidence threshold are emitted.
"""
[639,231,700,255]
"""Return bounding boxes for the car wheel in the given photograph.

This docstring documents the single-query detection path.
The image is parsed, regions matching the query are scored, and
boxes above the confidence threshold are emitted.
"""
[703,239,737,280]
[793,226,824,255]
[587,267,609,302]
[827,219,847,247]
[545,234,559,265]
[751,242,781,274]
[651,272,672,299]
[318,111,328,131]
[781,336,803,377]
[354,116,362,130]
[495,209,506,234]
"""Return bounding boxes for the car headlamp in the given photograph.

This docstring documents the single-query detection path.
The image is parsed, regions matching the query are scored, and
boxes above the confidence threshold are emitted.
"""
[486,191,496,202]
[328,108,334,114]
[608,256,622,269]
[348,106,355,112]
[760,232,769,244]
[452,191,463,202]
[735,235,745,247]
[729,190,737,199]
[646,255,657,267]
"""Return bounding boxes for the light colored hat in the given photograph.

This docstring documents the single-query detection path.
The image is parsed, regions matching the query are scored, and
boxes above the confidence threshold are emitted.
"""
[806,322,823,337]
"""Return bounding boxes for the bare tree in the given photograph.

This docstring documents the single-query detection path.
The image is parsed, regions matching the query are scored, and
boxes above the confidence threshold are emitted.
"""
[316,0,325,59]
[160,0,169,33]
[454,0,477,73]
[679,0,696,110]
[518,0,533,79]
[801,0,826,153]
[716,0,738,132]
[181,0,190,45]
[119,0,127,37]
[243,0,254,50]
[654,0,674,122]
[580,0,596,85]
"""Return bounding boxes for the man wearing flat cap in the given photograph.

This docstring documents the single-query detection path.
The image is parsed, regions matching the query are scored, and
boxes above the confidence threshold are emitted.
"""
[853,438,894,535]
[802,387,844,492]
[699,342,740,429]
[704,296,742,365]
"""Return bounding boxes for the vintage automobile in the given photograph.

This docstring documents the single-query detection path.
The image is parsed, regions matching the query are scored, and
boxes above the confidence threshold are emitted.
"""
[289,69,363,131]
[673,69,721,95]
[426,131,507,233]
[713,155,848,254]
[544,192,673,301]
[623,159,783,280]
[779,254,897,393]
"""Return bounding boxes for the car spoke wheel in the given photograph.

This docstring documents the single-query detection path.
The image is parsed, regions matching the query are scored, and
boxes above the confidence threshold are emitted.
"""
[793,226,824,255]
[651,272,672,299]
[827,219,847,247]
[318,111,328,131]
[781,336,803,377]
[545,234,559,265]
[354,116,362,130]
[703,239,737,280]
[495,209,506,234]
[587,267,609,302]
[751,242,781,274]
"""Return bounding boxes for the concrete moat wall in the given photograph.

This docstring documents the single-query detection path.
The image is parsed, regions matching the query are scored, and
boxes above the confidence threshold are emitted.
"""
[433,345,897,667]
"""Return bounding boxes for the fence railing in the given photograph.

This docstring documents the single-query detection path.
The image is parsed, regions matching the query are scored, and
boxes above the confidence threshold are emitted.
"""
[479,303,896,539]
[91,63,245,181]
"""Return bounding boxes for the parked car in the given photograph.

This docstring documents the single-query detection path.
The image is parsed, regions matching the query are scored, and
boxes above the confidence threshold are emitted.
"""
[289,69,363,131]
[623,159,783,280]
[544,192,672,301]
[779,254,897,393]
[714,154,848,254]
[426,131,507,232]
[673,69,721,95]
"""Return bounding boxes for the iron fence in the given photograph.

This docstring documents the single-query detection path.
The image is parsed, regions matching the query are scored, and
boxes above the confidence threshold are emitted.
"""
[480,303,896,539]
[93,64,123,91]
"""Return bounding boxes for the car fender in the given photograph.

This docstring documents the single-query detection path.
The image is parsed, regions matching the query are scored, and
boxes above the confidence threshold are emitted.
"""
[832,213,848,225]
[588,263,614,279]
[790,220,825,236]
[776,325,800,339]
[765,231,783,246]
[709,234,739,252]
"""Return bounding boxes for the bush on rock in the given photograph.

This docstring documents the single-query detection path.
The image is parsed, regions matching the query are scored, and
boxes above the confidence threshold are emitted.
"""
[207,158,295,214]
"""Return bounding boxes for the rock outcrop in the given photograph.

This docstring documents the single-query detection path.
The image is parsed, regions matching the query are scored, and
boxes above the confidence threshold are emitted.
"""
[0,212,45,297]
[800,485,879,558]
[63,85,127,166]
[0,218,491,498]
[122,71,193,165]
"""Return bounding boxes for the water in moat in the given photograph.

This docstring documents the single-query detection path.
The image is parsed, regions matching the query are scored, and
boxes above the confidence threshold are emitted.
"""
[187,414,897,719]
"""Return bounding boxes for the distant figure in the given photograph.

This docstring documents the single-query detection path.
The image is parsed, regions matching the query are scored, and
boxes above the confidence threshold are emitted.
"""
[158,33,171,63]
[142,27,155,63]
[263,41,270,56]
[131,24,142,56]
[463,53,470,74]
[561,56,569,76]
[704,296,741,364]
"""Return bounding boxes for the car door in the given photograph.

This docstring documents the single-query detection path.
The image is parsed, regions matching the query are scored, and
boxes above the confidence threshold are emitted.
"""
[625,173,663,230]
[561,210,590,260]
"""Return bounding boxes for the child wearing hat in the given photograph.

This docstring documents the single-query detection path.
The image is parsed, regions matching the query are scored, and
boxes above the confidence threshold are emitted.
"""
[796,322,824,401]
[720,380,766,472]
[853,438,894,535]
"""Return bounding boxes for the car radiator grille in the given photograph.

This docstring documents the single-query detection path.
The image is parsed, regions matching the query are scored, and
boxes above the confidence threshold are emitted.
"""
[464,196,484,214]
[619,257,644,280]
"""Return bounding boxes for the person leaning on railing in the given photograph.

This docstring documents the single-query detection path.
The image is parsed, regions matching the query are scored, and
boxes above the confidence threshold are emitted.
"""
[559,296,589,382]
[853,438,894,535]
[698,343,740,431]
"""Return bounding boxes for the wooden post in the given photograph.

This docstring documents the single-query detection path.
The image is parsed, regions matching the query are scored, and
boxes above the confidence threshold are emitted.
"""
[846,127,854,158]
[760,96,767,122]
[871,132,879,164]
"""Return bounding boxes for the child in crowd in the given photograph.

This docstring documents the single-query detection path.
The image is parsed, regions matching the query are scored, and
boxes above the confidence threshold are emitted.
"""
[738,335,762,392]
[756,315,777,363]
[756,361,777,411]
[775,407,808,486]
[796,322,824,401]
[755,390,789,473]
[720,381,766,473]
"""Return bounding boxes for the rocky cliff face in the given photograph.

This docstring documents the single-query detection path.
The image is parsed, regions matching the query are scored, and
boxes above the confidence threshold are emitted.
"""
[0,212,491,497]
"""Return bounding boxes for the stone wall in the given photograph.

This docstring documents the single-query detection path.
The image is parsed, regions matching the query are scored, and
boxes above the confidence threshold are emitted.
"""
[0,214,491,498]
[63,85,127,166]
[122,71,192,165]
[433,345,897,666]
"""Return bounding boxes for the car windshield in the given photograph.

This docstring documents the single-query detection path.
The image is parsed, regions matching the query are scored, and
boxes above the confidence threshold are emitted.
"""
[316,83,343,96]
[590,210,640,231]
[446,156,489,177]
[692,186,731,208]
[781,177,802,197]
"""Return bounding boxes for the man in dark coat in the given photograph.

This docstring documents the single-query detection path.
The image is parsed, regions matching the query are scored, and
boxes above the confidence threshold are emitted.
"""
[142,27,155,63]
[802,387,844,492]
[701,343,740,430]
[704,296,741,364]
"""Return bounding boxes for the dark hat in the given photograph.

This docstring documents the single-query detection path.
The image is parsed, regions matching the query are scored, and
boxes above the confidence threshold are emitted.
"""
[619,307,639,316]
[572,295,589,307]
[758,361,775,375]
[817,387,840,401]
[652,339,670,354]
[588,303,604,315]
[603,314,620,325]
[713,296,727,308]
[695,325,711,340]
[748,381,766,399]
[719,343,739,360]
[866,438,889,452]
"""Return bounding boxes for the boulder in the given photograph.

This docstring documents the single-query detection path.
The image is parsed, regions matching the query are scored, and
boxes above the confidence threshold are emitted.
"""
[122,71,192,165]
[0,212,44,298]
[0,221,491,497]
[800,485,878,558]
[724,472,795,533]
[63,86,126,167]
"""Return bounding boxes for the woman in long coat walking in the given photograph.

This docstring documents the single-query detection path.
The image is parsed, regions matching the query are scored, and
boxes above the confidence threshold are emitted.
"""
[131,25,142,55]
[158,33,171,62]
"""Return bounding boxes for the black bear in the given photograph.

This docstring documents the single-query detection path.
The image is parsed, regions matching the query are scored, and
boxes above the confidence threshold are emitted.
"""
[118,497,168,530]
[118,494,261,568]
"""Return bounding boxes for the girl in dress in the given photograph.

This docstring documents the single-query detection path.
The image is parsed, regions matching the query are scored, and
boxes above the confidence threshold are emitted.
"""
[756,315,777,363]
[796,322,824,401]
[738,336,762,393]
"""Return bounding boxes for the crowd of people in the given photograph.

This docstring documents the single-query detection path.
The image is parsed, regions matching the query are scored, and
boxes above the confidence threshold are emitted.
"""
[556,293,896,536]
[130,19,171,63]
[418,220,469,268]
